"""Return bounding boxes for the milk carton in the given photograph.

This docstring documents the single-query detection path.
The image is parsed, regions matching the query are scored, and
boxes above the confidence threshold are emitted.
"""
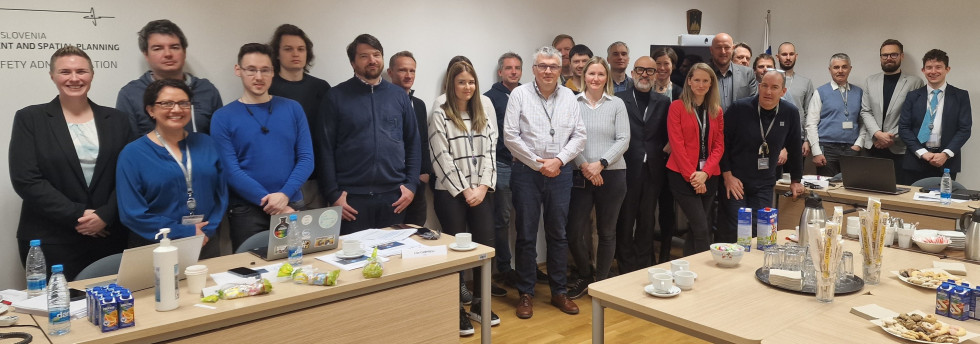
[736,208,753,251]
[756,208,778,250]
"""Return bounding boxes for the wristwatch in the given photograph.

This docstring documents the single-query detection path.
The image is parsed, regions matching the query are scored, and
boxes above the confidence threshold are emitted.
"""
[600,159,609,168]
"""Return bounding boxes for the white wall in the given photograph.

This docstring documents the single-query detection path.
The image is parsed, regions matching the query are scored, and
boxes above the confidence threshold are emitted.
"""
[736,0,979,185]
[0,0,741,289]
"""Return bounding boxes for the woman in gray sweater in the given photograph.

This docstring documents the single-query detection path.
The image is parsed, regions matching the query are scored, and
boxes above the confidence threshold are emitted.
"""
[566,57,630,299]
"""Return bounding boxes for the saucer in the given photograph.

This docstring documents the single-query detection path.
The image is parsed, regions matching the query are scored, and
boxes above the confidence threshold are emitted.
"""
[449,243,477,251]
[644,285,681,297]
[778,178,791,184]
[335,250,366,259]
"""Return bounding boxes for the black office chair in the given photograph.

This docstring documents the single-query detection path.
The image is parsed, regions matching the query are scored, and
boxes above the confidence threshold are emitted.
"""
[75,253,123,280]
[235,232,268,254]
[911,177,965,191]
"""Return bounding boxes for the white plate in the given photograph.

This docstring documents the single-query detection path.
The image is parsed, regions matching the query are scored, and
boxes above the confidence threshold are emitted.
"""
[449,243,477,251]
[871,313,979,343]
[891,268,959,289]
[335,250,366,259]
[644,285,681,297]
[939,231,966,238]
[0,304,7,315]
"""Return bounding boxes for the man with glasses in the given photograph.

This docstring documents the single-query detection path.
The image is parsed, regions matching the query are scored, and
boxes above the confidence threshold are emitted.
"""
[776,42,816,157]
[859,39,924,184]
[719,69,805,242]
[710,33,757,110]
[806,53,866,177]
[504,46,586,319]
[607,42,632,93]
[316,34,421,235]
[210,43,314,252]
[117,19,222,135]
[614,56,672,271]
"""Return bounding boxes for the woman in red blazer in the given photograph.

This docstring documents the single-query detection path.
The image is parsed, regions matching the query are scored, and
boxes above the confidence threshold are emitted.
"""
[665,62,724,254]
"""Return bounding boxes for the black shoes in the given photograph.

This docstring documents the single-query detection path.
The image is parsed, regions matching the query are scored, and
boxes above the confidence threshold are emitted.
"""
[468,299,501,326]
[459,307,474,336]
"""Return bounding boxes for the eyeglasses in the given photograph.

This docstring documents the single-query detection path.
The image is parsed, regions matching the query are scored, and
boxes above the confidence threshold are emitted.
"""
[534,64,560,71]
[155,101,192,109]
[241,68,273,76]
[633,67,656,75]
[880,53,900,60]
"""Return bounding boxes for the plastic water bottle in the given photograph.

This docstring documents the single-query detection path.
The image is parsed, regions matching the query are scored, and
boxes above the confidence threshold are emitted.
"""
[47,264,71,335]
[287,214,303,265]
[941,168,953,206]
[26,239,47,298]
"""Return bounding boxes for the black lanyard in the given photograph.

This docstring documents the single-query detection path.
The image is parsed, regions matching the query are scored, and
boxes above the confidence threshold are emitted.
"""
[533,82,556,138]
[757,103,779,156]
[696,105,709,163]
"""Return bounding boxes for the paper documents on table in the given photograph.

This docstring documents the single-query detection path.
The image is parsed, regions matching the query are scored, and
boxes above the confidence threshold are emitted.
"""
[913,191,967,203]
[12,295,86,318]
[318,253,391,271]
[341,228,416,248]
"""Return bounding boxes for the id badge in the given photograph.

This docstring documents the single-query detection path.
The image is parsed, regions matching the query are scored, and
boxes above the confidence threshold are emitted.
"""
[842,121,853,129]
[698,159,706,170]
[182,215,204,225]
[758,157,770,170]
[546,142,560,155]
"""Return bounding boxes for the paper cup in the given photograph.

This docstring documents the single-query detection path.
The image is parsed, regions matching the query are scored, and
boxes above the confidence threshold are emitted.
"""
[185,265,208,294]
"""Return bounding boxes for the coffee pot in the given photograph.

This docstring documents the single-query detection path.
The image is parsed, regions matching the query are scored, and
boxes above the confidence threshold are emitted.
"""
[798,191,826,246]
[960,207,980,260]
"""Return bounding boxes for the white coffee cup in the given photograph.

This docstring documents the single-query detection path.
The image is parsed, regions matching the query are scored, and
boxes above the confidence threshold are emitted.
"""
[185,265,208,295]
[648,268,669,283]
[455,233,473,248]
[670,259,690,274]
[781,173,791,182]
[342,239,362,255]
[674,270,696,291]
[652,273,674,293]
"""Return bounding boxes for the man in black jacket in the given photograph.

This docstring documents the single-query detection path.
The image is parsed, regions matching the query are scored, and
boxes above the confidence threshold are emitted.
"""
[719,70,805,242]
[386,51,431,227]
[614,56,672,272]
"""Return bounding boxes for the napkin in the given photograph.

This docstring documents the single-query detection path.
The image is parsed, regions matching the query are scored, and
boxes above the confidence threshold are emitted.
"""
[933,261,967,275]
[768,269,803,291]
[850,304,899,320]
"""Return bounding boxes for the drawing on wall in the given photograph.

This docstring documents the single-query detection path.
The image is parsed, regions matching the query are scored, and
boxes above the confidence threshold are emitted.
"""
[0,7,115,26]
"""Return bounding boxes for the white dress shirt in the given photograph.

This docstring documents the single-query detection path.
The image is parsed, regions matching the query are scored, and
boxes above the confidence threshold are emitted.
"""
[915,82,955,158]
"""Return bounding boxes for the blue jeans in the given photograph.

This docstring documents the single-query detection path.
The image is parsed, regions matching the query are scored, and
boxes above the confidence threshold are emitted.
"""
[718,182,774,241]
[511,162,572,296]
[493,161,513,273]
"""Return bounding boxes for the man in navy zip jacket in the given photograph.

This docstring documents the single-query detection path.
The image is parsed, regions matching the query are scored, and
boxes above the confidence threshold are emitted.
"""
[316,34,421,235]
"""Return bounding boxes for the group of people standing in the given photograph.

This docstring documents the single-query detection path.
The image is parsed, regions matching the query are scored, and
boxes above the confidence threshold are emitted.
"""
[11,18,970,336]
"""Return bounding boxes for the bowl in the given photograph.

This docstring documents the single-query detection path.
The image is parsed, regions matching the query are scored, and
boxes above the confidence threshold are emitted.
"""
[709,243,745,267]
[913,238,950,253]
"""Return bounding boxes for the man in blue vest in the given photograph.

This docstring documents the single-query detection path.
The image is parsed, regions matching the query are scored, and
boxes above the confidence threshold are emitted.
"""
[805,53,866,177]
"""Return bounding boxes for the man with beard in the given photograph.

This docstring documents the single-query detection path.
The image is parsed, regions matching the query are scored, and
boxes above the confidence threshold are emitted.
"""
[710,33,757,110]
[859,39,924,184]
[316,34,421,234]
[777,42,816,157]
[607,42,632,93]
[615,56,672,271]
[806,53,866,177]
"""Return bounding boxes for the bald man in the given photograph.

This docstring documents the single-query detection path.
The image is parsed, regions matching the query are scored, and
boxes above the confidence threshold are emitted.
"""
[614,56,673,272]
[710,33,757,110]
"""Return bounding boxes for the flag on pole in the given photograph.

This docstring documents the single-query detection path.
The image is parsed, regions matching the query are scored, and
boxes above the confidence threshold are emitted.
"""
[763,10,772,55]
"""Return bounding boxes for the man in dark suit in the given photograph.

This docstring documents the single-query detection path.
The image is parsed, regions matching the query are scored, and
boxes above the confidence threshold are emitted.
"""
[614,56,672,271]
[898,49,972,181]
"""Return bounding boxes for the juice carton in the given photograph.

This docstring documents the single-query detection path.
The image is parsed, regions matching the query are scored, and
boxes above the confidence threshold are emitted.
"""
[99,295,118,332]
[756,208,778,250]
[117,291,135,328]
[736,208,753,251]
[937,281,952,317]
[950,285,969,320]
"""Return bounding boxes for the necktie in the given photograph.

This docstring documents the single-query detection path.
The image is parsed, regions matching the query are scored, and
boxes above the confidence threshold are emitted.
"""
[917,89,941,144]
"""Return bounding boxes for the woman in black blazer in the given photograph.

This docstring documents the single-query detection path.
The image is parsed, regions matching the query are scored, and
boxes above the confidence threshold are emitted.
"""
[10,46,134,280]
[652,47,684,101]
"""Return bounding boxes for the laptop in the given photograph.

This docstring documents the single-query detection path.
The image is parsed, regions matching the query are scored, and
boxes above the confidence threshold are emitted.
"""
[840,155,911,195]
[115,235,205,291]
[249,206,342,260]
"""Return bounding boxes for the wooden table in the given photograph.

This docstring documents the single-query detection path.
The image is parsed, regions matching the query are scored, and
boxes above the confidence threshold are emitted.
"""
[28,234,494,344]
[590,231,980,343]
[774,182,980,230]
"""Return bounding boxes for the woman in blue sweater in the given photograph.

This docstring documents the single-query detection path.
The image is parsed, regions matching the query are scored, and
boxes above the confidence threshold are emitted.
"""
[117,79,228,249]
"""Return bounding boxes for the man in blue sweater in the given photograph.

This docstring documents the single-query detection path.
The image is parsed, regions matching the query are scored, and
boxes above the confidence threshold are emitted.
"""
[316,34,421,235]
[210,43,314,251]
[116,20,222,135]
